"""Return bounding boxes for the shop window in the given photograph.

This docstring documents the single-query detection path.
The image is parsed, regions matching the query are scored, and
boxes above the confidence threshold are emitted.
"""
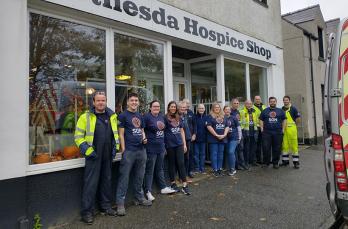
[191,59,217,112]
[114,34,164,114]
[29,13,106,164]
[224,59,246,104]
[250,64,268,102]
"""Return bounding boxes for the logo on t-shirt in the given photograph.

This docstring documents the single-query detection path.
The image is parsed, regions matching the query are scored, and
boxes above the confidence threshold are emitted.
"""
[269,111,276,118]
[132,117,141,128]
[215,117,225,130]
[268,111,278,123]
[157,121,165,130]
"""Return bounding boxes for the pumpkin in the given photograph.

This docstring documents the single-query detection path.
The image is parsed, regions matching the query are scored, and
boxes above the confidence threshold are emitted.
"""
[63,146,80,159]
[51,155,63,162]
[32,153,51,164]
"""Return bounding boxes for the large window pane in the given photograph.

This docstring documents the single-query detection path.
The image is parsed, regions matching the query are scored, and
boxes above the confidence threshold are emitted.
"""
[29,13,106,164]
[191,59,217,111]
[250,64,267,101]
[114,34,164,114]
[224,59,246,103]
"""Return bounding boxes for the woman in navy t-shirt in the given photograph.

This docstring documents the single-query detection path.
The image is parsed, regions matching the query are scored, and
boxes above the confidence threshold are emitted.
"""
[223,106,241,176]
[143,101,175,201]
[207,102,229,177]
[164,101,190,195]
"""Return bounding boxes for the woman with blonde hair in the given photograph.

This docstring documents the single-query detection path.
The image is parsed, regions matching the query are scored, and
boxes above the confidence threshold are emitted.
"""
[206,102,229,177]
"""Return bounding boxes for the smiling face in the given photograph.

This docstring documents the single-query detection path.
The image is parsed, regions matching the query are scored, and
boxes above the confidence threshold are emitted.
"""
[245,100,252,109]
[254,96,262,105]
[168,103,177,115]
[197,104,205,114]
[269,98,277,108]
[150,101,160,115]
[231,100,239,109]
[283,97,290,107]
[179,103,187,114]
[213,104,221,114]
[93,94,107,113]
[224,106,231,116]
[127,95,139,112]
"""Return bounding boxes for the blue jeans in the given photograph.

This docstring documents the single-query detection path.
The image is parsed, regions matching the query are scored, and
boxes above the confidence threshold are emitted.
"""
[209,143,225,171]
[194,142,206,172]
[116,148,147,205]
[226,140,238,170]
[144,153,167,193]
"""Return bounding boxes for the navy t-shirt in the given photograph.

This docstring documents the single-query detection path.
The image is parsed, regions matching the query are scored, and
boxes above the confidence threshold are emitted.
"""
[118,110,144,151]
[259,107,286,134]
[282,106,301,122]
[164,116,184,148]
[226,115,239,141]
[207,115,228,144]
[144,113,166,154]
[231,109,241,122]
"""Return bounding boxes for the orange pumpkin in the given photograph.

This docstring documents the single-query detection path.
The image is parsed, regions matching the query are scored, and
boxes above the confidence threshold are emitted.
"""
[63,146,80,159]
[32,153,51,164]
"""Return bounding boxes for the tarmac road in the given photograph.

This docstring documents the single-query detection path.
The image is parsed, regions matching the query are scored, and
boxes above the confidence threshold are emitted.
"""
[57,146,335,229]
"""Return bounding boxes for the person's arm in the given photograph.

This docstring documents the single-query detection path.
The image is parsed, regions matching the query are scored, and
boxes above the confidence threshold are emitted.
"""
[223,127,229,138]
[180,128,187,153]
[282,120,287,134]
[142,128,147,144]
[191,115,197,141]
[259,120,264,132]
[118,127,125,153]
[295,117,301,125]
[207,126,218,138]
[237,126,242,142]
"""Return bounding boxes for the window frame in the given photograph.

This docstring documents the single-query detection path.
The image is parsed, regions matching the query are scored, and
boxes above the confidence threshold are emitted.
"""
[26,9,168,175]
[253,0,268,8]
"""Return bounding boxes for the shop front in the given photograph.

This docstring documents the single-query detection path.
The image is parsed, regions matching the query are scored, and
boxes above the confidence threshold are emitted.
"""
[0,0,285,227]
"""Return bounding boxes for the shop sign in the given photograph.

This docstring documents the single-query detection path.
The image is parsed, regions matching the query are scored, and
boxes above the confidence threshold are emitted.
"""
[43,0,277,64]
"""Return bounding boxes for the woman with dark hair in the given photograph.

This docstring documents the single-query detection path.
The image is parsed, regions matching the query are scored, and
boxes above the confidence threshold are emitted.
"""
[164,101,191,195]
[143,100,175,202]
[207,102,229,177]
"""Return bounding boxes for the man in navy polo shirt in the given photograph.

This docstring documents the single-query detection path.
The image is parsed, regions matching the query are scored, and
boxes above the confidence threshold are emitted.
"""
[116,93,151,216]
[259,97,286,169]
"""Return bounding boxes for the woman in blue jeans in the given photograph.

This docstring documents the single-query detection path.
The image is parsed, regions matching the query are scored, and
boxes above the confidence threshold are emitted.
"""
[194,103,208,174]
[223,106,241,176]
[207,102,229,177]
[143,100,175,202]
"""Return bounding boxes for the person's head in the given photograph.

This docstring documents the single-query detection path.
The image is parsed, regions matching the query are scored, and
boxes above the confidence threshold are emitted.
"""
[269,97,277,108]
[283,95,291,107]
[231,98,240,109]
[197,103,205,115]
[93,91,107,113]
[127,92,139,112]
[149,100,161,115]
[210,102,224,119]
[254,95,262,105]
[223,105,231,116]
[178,101,187,115]
[183,98,191,109]
[167,101,178,116]
[245,99,253,109]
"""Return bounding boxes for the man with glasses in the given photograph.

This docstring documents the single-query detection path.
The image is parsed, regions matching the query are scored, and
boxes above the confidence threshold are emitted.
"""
[74,91,120,225]
[231,99,246,170]
[116,92,152,216]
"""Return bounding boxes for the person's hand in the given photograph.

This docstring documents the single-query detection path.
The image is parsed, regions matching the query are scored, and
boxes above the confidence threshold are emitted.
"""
[86,151,97,160]
[183,145,187,153]
[191,134,196,142]
[119,147,125,154]
[142,138,148,144]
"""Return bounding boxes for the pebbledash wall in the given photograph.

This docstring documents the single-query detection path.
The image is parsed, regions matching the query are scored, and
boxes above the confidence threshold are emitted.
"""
[0,0,285,228]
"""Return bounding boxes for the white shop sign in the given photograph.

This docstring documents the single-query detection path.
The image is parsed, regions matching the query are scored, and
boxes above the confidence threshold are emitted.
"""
[43,0,277,64]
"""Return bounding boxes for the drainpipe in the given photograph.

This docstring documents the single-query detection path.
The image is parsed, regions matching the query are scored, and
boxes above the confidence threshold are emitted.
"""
[303,31,318,145]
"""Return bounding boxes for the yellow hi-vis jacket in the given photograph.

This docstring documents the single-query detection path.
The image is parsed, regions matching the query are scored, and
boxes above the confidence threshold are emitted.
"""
[74,108,120,157]
[240,107,259,131]
[253,104,265,127]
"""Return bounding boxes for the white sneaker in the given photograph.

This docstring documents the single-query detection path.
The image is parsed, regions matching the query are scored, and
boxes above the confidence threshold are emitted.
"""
[146,191,155,201]
[160,187,176,194]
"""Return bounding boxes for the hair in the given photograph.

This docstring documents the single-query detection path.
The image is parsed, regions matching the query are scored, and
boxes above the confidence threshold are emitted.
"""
[149,100,160,112]
[232,98,239,103]
[92,91,106,101]
[166,101,180,121]
[177,101,186,109]
[223,105,230,111]
[210,102,224,119]
[283,95,291,101]
[269,96,277,102]
[127,92,138,100]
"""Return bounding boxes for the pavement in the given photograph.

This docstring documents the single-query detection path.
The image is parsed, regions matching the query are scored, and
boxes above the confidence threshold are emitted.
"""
[55,145,335,229]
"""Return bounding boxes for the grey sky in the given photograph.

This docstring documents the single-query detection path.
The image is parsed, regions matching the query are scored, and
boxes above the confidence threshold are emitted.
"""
[280,0,348,21]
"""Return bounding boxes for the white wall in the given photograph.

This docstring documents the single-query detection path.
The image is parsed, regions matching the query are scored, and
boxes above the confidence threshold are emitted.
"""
[0,0,28,180]
[267,48,285,105]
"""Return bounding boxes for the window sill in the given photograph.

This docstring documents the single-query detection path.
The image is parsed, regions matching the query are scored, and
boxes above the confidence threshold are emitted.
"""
[318,56,325,62]
[27,153,122,176]
[253,0,268,8]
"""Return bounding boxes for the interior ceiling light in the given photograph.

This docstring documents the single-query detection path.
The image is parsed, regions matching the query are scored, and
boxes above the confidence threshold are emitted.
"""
[86,87,95,95]
[115,75,131,81]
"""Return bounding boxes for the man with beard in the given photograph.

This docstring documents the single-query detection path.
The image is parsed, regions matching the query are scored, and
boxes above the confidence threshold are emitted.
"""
[259,97,286,169]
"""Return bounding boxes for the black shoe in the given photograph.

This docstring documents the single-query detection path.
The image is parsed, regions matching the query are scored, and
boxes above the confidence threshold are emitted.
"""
[280,161,289,167]
[82,214,94,225]
[218,170,224,176]
[294,163,300,169]
[251,163,259,167]
[181,186,191,195]
[213,171,219,177]
[261,164,270,168]
[188,172,194,178]
[100,208,117,216]
[171,183,180,192]
[273,164,279,169]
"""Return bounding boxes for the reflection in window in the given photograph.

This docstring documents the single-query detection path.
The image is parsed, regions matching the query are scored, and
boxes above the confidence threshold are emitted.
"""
[29,13,106,164]
[114,34,164,114]
[225,59,246,103]
[250,65,267,102]
[191,59,217,109]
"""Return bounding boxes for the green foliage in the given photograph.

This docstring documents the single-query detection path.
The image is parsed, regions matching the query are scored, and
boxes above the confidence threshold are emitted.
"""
[33,214,42,229]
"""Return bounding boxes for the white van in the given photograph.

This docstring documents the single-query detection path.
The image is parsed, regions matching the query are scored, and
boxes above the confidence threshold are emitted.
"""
[324,18,348,223]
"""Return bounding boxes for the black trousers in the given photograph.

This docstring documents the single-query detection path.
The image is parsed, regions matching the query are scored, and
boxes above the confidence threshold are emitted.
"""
[167,145,187,182]
[262,131,283,165]
[81,146,112,216]
[256,129,263,163]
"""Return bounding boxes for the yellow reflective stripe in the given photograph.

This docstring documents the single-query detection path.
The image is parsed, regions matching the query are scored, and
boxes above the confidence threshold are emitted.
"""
[75,127,85,133]
[86,132,94,136]
[86,112,90,133]
[74,135,84,139]
[85,147,94,156]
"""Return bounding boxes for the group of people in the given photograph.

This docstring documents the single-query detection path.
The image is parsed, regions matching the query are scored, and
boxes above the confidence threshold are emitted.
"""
[74,91,301,225]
